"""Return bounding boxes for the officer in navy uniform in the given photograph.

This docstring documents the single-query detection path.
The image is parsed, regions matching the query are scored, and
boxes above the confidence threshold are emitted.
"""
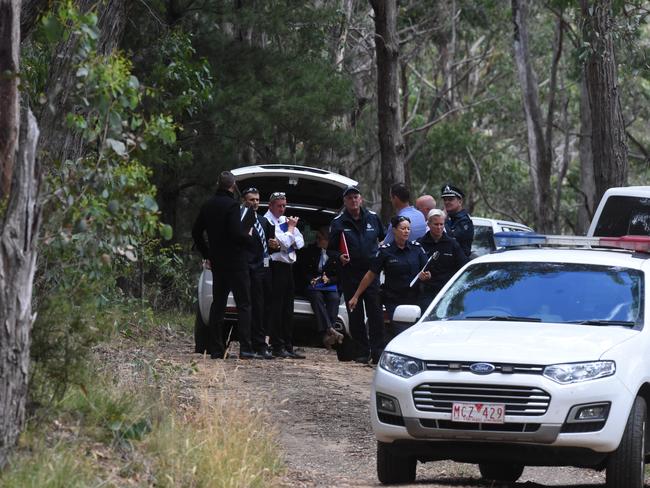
[417,209,468,312]
[241,187,275,359]
[328,185,385,363]
[348,215,431,338]
[441,183,474,257]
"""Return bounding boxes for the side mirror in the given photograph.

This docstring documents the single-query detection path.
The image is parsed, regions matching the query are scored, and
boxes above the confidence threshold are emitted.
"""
[392,305,421,325]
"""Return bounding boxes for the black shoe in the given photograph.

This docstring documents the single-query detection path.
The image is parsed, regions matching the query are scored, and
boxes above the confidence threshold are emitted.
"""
[257,349,274,360]
[286,350,306,359]
[209,351,224,359]
[353,355,370,364]
[239,351,264,360]
[272,348,292,359]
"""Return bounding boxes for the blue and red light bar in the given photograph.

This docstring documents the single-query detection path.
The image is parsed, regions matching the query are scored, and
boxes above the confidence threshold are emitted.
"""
[494,232,650,253]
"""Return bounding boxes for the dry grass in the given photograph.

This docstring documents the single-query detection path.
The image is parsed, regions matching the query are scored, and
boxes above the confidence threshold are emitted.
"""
[0,316,283,487]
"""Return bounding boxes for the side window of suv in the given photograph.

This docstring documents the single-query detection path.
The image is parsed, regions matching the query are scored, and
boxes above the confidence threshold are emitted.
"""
[593,196,650,237]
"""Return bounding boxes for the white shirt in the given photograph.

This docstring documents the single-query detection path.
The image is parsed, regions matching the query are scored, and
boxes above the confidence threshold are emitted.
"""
[264,210,305,264]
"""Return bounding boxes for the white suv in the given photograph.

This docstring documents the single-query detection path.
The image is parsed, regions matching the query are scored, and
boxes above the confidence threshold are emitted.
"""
[371,234,650,487]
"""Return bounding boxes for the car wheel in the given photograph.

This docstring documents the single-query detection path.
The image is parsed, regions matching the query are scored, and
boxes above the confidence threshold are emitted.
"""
[194,304,209,354]
[376,441,416,484]
[606,396,647,488]
[478,462,524,483]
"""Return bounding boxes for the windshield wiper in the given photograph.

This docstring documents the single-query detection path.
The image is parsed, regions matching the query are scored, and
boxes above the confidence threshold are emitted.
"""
[464,315,542,322]
[570,319,636,327]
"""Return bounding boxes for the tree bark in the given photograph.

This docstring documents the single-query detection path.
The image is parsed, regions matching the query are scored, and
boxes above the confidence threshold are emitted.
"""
[0,0,42,468]
[369,0,405,223]
[580,0,628,204]
[577,75,596,234]
[511,0,554,233]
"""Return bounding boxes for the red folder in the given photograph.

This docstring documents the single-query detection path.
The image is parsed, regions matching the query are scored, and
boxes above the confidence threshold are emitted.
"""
[339,232,350,257]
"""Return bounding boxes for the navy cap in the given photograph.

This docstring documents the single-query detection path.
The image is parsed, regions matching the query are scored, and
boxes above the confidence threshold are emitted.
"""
[343,185,361,197]
[441,183,464,199]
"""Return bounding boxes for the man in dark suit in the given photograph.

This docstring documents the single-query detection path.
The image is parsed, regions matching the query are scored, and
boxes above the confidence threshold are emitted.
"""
[242,187,275,359]
[192,171,261,359]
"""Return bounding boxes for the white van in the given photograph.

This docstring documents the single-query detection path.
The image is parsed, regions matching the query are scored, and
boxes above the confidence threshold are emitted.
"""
[587,186,650,237]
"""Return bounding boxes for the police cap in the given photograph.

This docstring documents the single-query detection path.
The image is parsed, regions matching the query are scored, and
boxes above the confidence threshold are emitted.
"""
[343,185,361,197]
[440,183,464,199]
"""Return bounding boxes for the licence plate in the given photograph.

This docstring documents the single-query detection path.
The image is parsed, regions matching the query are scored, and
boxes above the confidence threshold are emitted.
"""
[451,402,505,424]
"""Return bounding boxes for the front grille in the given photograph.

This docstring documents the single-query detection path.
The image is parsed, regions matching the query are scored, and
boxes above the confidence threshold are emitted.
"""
[413,383,551,416]
[424,361,544,375]
[420,418,541,432]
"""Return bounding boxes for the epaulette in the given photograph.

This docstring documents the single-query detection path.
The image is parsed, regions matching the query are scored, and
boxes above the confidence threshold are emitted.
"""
[380,242,391,249]
[368,210,378,215]
[333,213,343,220]
[411,240,422,246]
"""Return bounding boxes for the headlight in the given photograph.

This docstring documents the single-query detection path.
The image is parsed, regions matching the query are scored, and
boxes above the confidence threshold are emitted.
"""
[543,361,615,384]
[379,352,424,378]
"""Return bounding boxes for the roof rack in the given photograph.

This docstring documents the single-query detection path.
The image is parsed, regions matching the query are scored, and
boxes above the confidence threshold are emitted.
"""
[493,232,650,253]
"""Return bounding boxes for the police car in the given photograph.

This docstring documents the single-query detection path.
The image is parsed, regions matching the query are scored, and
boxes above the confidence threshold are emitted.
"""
[471,217,533,256]
[196,165,355,344]
[371,233,650,487]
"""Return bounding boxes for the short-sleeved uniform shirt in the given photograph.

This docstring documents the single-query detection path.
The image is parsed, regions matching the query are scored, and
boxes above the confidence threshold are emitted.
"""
[370,241,428,300]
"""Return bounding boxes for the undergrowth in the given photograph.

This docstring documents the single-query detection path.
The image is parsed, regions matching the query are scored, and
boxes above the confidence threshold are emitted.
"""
[1,311,282,487]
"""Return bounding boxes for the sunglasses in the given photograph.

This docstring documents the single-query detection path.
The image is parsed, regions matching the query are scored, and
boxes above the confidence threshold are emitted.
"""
[396,216,411,223]
[242,187,259,196]
[269,191,286,201]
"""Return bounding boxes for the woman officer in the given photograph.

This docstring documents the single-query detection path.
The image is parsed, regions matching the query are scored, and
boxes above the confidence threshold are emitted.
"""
[348,215,430,338]
[417,209,468,312]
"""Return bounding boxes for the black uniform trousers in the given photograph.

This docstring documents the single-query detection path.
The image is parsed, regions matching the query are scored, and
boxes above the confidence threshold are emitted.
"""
[209,267,252,356]
[250,265,272,353]
[339,269,385,361]
[384,289,420,338]
[270,260,295,352]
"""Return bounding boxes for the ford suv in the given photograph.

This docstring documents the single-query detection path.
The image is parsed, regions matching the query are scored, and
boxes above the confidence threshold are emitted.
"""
[371,233,650,487]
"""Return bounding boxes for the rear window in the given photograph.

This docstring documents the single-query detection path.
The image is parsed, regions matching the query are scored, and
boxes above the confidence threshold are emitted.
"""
[427,262,644,327]
[593,195,650,237]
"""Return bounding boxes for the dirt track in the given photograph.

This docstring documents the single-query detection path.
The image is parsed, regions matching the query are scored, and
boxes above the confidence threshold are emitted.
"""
[158,335,615,488]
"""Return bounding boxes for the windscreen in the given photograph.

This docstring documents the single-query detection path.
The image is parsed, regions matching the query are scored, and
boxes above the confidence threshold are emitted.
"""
[426,262,644,327]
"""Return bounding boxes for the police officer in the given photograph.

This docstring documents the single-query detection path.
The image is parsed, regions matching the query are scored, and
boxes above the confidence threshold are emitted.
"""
[348,215,430,337]
[328,185,385,363]
[441,183,474,257]
[242,187,274,359]
[417,209,468,311]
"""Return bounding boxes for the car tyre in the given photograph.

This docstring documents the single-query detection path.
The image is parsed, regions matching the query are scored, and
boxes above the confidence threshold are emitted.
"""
[478,462,524,483]
[377,441,416,484]
[606,396,647,488]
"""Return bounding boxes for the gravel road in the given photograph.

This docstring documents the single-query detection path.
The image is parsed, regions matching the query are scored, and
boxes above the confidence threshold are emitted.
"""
[156,338,622,488]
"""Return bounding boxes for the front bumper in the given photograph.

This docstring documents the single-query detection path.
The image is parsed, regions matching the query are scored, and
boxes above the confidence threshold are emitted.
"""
[372,366,634,453]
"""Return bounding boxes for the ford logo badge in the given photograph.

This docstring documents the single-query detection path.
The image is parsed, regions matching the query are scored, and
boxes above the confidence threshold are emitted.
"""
[469,362,495,374]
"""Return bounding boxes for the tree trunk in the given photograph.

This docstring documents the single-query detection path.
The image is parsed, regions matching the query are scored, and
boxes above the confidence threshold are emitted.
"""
[511,0,554,233]
[580,0,628,204]
[577,75,596,234]
[0,0,42,468]
[369,0,405,223]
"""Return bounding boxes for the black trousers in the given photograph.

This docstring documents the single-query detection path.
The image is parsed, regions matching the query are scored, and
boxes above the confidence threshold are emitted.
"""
[384,291,420,338]
[209,267,252,356]
[306,288,340,333]
[250,265,271,352]
[339,269,385,361]
[270,261,295,352]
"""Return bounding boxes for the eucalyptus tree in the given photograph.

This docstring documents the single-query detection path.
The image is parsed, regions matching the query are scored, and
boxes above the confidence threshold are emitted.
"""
[0,0,42,469]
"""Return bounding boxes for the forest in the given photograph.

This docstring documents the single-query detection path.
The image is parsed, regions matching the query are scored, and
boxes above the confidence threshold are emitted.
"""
[0,0,648,483]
